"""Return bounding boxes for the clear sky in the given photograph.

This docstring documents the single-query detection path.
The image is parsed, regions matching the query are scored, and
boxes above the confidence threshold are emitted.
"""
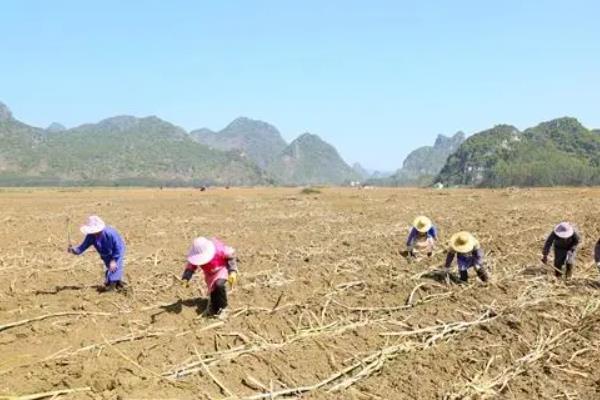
[1,1,599,171]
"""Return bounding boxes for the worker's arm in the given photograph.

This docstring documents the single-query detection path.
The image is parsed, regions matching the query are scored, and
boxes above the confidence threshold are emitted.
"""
[568,231,581,252]
[69,234,94,255]
[182,263,198,281]
[472,245,484,267]
[542,233,555,257]
[225,246,238,286]
[109,230,125,260]
[429,226,438,241]
[444,251,455,270]
[406,228,417,251]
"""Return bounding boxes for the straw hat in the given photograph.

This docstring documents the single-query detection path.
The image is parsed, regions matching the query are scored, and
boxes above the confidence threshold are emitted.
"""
[80,215,106,235]
[449,231,477,253]
[553,222,574,239]
[187,237,216,266]
[413,216,432,233]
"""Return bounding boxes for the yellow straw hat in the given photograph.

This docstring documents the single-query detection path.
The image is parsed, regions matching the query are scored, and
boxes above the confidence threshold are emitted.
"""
[449,231,477,253]
[413,216,432,233]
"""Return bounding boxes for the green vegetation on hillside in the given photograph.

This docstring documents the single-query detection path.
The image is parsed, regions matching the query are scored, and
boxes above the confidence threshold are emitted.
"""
[437,118,600,187]
[267,133,360,185]
[371,131,465,186]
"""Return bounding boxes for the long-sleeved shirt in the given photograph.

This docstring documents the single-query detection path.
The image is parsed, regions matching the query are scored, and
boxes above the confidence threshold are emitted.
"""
[182,239,236,292]
[542,231,580,256]
[72,226,126,266]
[406,226,438,248]
[444,245,483,271]
[595,239,600,264]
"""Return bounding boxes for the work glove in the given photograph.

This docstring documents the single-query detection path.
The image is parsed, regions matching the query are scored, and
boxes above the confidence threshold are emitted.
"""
[227,271,238,287]
[541,255,548,265]
[109,260,118,272]
[181,269,194,281]
[566,251,573,263]
[444,267,451,285]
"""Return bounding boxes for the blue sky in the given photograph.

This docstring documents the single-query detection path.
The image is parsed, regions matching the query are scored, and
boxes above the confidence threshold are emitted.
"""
[1,1,599,170]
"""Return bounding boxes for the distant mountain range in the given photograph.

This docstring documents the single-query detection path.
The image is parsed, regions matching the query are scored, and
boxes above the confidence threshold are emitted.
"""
[0,101,358,186]
[190,117,287,169]
[2,99,598,187]
[267,133,359,185]
[437,117,600,187]
[369,131,465,186]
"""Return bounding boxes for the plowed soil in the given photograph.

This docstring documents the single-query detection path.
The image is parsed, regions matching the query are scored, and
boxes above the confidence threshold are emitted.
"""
[0,187,599,400]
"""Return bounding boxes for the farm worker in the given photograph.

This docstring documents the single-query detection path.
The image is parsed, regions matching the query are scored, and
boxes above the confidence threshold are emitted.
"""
[68,215,126,291]
[542,222,580,279]
[444,231,489,282]
[182,237,238,316]
[406,216,437,258]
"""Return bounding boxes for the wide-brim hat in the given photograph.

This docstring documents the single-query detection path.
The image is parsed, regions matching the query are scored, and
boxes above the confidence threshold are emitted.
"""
[553,222,574,239]
[413,216,432,233]
[449,231,477,253]
[80,215,106,235]
[187,237,216,266]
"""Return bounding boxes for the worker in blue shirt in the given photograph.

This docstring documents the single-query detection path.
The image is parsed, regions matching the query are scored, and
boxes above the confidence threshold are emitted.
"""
[444,231,489,283]
[406,216,438,258]
[68,215,127,292]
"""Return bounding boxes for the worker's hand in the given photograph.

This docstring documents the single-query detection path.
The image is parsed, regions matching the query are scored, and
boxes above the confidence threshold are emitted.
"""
[181,269,194,281]
[444,268,451,285]
[227,271,238,287]
[109,260,118,272]
[566,251,573,263]
[67,245,75,254]
[541,255,548,265]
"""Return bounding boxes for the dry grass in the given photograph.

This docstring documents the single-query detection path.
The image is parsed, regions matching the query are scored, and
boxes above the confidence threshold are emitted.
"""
[0,187,599,399]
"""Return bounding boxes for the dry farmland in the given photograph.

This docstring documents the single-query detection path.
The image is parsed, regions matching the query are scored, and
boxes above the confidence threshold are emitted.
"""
[0,187,599,400]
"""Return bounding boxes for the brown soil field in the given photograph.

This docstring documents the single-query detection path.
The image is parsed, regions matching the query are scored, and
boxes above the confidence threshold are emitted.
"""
[1,187,599,400]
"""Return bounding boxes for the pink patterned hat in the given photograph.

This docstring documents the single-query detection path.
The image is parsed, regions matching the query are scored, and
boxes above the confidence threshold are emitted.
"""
[187,237,216,266]
[80,215,106,235]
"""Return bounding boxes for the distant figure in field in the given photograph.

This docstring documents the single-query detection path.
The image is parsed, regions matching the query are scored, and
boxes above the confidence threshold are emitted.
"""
[542,222,580,279]
[406,216,437,259]
[181,237,238,317]
[444,231,489,283]
[68,215,127,292]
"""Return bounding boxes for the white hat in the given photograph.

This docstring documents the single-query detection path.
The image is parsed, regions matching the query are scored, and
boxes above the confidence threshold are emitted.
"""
[553,222,574,239]
[187,237,216,266]
[80,215,106,235]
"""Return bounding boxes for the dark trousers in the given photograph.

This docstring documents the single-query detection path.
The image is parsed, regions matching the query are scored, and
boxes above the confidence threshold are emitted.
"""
[210,279,228,314]
[554,248,575,278]
[459,267,489,283]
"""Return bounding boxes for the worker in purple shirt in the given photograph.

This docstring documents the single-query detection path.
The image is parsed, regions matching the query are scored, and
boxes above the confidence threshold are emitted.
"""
[68,215,127,292]
[406,216,438,258]
[444,231,489,283]
[542,222,580,280]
